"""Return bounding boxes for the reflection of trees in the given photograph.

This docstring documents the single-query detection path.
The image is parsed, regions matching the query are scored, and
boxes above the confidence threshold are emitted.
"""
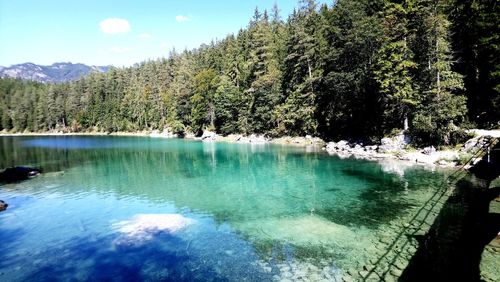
[316,167,447,228]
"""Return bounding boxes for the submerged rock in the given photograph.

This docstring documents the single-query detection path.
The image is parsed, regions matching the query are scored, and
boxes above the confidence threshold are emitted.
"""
[235,215,358,246]
[0,200,7,212]
[112,214,195,246]
[0,166,41,183]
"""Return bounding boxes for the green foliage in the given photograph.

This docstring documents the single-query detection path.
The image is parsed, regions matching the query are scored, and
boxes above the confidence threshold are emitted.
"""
[191,69,218,135]
[374,2,417,132]
[456,153,472,166]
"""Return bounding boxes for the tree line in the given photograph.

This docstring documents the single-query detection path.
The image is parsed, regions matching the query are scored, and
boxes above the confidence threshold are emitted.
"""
[0,0,498,146]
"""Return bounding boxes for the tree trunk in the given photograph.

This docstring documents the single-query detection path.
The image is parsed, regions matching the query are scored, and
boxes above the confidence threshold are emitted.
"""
[435,29,441,94]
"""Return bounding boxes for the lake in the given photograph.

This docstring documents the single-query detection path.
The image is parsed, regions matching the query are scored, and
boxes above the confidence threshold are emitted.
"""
[0,136,449,281]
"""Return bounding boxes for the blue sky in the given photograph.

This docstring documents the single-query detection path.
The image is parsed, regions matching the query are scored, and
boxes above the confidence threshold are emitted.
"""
[0,0,331,67]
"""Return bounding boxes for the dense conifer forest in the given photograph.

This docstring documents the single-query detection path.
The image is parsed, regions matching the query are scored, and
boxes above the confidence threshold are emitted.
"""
[0,0,498,145]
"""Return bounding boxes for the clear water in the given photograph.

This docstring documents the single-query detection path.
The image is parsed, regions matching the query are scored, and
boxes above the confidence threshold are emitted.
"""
[0,136,448,281]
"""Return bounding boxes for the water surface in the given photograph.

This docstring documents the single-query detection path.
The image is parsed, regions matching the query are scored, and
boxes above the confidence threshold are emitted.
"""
[0,136,448,281]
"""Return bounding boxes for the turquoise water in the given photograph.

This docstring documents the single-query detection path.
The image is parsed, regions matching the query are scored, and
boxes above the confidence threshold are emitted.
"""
[0,136,448,281]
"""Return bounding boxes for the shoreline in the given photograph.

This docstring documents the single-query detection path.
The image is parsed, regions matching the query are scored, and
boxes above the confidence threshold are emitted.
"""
[1,129,498,170]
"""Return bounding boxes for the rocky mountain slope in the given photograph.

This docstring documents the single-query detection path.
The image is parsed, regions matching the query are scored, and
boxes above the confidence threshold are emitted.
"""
[0,62,110,83]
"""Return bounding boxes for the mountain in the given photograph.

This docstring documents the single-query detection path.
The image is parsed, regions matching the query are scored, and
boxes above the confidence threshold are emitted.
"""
[0,62,111,83]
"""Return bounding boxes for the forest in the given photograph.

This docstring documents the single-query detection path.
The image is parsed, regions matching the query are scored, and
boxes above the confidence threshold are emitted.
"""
[0,0,498,146]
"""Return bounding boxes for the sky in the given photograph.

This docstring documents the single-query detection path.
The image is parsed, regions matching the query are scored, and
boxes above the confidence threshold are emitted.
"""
[0,0,331,67]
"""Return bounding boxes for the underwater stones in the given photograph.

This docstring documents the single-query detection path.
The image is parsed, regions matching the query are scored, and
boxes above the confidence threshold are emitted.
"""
[237,215,356,246]
[383,273,398,282]
[394,259,407,270]
[342,275,355,282]
[346,268,357,276]
[363,265,375,272]
[380,235,392,245]
[0,200,7,211]
[358,270,369,278]
[112,214,195,246]
[390,268,403,277]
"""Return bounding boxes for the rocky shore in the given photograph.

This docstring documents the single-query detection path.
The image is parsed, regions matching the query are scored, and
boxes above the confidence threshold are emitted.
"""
[194,129,500,168]
[2,129,498,168]
[325,130,500,168]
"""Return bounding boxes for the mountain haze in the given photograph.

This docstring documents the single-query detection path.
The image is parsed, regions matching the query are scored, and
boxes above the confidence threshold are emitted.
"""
[0,62,110,83]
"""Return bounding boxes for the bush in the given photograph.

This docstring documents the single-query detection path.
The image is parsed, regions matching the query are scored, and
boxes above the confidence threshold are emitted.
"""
[410,114,472,147]
[456,153,473,165]
[449,129,474,146]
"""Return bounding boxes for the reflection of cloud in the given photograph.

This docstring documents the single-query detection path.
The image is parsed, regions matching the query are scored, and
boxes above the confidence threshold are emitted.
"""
[175,15,191,22]
[112,214,195,246]
[139,33,152,39]
[99,18,131,34]
[109,47,133,53]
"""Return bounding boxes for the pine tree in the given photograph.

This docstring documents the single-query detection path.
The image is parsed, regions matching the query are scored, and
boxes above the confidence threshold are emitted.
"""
[411,0,467,145]
[279,0,322,136]
[191,69,218,134]
[374,1,417,132]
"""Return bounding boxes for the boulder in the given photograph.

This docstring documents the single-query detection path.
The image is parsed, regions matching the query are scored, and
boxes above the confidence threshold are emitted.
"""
[325,142,337,154]
[248,134,268,143]
[0,200,7,212]
[325,140,350,154]
[149,128,178,138]
[201,130,217,142]
[335,140,351,151]
[462,135,494,154]
[0,166,41,183]
[184,131,196,139]
[423,146,436,155]
[379,133,410,153]
[365,145,378,151]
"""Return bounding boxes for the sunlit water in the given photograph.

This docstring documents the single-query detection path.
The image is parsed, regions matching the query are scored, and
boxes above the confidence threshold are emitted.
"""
[0,136,448,281]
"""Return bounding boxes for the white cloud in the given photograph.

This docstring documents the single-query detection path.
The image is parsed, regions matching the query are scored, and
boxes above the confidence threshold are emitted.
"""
[175,15,191,22]
[109,47,133,53]
[100,18,131,34]
[160,42,169,48]
[139,33,152,39]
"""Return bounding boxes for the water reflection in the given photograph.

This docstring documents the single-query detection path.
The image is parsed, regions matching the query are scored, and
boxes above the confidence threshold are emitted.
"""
[0,136,448,280]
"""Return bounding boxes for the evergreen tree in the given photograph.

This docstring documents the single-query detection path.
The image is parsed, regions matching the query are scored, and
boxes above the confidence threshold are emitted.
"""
[191,69,218,134]
[411,0,467,145]
[374,1,417,132]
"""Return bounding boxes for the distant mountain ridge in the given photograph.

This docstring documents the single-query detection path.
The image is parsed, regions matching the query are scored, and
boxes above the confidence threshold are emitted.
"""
[0,62,111,83]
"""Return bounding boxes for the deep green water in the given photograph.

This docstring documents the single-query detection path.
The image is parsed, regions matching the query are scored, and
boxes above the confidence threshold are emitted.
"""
[0,136,448,281]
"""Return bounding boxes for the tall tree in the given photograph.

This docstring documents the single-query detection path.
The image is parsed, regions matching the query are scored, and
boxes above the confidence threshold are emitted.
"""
[374,1,417,132]
[190,69,218,134]
[411,0,467,145]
